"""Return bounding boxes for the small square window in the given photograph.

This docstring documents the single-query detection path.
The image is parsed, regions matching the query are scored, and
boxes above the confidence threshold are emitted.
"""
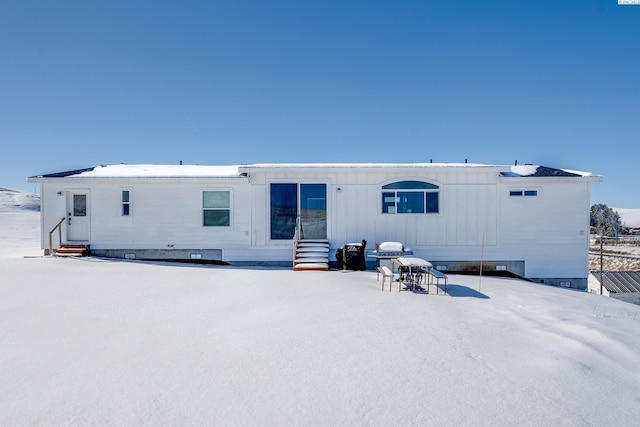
[524,190,538,197]
[509,190,523,197]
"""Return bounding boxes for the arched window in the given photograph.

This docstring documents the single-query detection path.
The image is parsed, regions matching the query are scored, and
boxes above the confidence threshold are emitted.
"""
[382,181,439,214]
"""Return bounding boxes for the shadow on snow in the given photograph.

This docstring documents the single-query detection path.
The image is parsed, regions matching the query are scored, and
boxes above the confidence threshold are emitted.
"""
[443,284,490,299]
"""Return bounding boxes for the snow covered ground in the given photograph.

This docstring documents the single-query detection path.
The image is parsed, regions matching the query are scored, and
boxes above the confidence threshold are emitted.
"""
[2,189,640,426]
[589,207,640,271]
[589,241,640,271]
[589,251,640,272]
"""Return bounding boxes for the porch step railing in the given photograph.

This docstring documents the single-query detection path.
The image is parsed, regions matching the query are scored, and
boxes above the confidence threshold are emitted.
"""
[293,217,329,271]
[47,217,90,257]
[47,217,66,256]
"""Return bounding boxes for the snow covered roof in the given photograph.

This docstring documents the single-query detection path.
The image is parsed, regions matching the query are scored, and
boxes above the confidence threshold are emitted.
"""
[29,164,245,180]
[241,162,499,170]
[28,163,601,181]
[239,163,600,181]
[501,165,598,178]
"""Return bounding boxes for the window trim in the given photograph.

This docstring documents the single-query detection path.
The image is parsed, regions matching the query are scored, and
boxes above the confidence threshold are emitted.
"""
[382,180,440,215]
[269,182,328,240]
[509,189,538,197]
[202,189,232,227]
[121,189,131,217]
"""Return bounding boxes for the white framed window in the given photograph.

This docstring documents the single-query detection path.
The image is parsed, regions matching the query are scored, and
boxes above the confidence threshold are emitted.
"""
[121,190,131,216]
[382,181,439,214]
[203,190,231,227]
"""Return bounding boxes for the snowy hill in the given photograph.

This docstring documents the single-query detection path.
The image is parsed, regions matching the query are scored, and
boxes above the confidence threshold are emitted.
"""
[1,189,640,425]
[615,207,640,228]
[0,186,40,212]
[0,187,41,258]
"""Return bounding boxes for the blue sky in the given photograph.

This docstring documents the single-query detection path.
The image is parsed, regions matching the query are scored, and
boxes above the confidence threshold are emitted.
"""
[1,1,639,207]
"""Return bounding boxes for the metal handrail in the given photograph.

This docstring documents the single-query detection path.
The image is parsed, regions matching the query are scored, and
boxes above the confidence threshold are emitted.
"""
[293,217,304,270]
[293,217,299,269]
[48,217,65,256]
[294,216,303,241]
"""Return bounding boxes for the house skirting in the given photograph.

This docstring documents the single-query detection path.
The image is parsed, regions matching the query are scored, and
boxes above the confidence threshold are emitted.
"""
[92,249,223,262]
[528,277,587,290]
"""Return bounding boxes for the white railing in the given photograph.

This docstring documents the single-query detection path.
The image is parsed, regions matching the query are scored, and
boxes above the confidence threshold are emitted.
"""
[295,216,303,240]
[292,217,302,270]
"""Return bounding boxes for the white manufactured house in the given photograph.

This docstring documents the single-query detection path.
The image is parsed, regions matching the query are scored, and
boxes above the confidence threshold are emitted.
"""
[29,163,602,289]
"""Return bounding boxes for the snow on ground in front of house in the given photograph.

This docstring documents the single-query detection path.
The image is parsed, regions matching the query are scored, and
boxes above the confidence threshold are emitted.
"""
[1,191,640,426]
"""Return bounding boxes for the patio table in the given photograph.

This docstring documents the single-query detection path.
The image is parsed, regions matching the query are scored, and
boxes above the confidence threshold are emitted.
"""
[393,257,433,292]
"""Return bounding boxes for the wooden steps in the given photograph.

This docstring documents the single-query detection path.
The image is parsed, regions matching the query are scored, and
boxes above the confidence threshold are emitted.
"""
[294,239,329,271]
[54,243,90,257]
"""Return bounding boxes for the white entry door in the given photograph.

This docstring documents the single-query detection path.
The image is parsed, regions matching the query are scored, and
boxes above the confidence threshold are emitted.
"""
[66,191,90,241]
